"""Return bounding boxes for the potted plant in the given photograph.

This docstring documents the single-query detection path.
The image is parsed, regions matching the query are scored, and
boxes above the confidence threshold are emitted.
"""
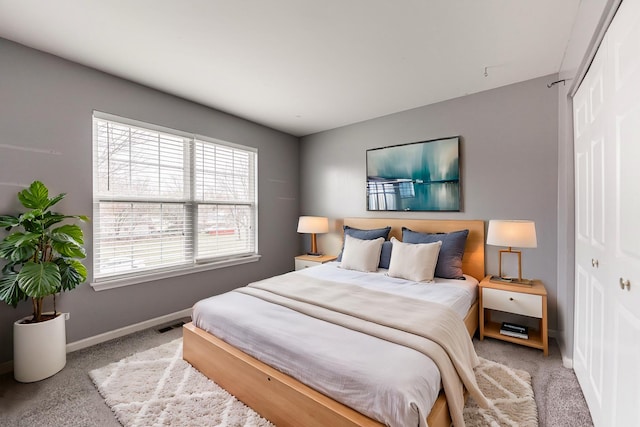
[0,181,88,382]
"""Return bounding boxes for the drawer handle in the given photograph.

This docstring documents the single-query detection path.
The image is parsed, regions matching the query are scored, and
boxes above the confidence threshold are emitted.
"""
[509,297,514,301]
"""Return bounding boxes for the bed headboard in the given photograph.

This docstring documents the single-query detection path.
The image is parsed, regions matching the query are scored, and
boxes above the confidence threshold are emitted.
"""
[342,218,485,281]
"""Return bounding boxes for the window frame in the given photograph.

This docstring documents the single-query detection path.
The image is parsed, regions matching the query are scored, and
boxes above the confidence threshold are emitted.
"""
[91,111,259,291]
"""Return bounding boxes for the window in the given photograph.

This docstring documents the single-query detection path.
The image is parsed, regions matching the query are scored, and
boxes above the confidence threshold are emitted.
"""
[92,112,257,285]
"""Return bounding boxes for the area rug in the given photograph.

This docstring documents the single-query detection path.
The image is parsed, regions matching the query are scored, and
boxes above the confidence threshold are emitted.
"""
[90,339,537,427]
[464,357,538,426]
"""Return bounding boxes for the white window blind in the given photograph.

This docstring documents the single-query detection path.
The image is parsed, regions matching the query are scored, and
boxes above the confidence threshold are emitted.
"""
[93,112,257,282]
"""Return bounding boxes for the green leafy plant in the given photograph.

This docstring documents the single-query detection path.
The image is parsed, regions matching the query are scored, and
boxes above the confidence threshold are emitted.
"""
[0,181,88,323]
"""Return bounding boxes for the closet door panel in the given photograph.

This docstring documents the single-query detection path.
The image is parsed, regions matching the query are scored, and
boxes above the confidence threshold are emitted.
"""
[605,0,640,424]
[573,43,609,424]
[574,90,590,244]
[573,72,591,389]
[587,278,605,406]
[574,266,589,368]
[612,0,640,259]
[615,107,640,261]
[587,46,607,254]
[589,136,605,250]
[610,306,640,425]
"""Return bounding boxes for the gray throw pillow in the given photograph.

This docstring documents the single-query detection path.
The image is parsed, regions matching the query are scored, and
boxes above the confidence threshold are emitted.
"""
[401,228,469,279]
[337,225,392,262]
[379,241,393,269]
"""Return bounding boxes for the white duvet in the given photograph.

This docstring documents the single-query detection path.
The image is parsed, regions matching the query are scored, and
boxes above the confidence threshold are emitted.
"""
[192,262,478,427]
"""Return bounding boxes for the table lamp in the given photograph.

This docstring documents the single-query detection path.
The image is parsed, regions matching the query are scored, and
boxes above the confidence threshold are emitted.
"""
[297,216,329,256]
[486,219,537,283]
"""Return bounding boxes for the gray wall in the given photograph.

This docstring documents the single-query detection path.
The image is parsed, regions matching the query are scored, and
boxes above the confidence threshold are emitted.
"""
[0,38,300,364]
[300,75,560,330]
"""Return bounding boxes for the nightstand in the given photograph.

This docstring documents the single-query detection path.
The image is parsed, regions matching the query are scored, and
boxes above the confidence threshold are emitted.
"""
[294,254,337,271]
[479,275,548,356]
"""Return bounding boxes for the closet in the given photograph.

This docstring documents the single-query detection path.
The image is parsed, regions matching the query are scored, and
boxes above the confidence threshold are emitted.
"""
[573,0,640,425]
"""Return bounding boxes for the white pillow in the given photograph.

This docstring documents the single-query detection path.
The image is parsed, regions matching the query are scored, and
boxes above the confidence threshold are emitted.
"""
[340,235,385,272]
[387,237,442,282]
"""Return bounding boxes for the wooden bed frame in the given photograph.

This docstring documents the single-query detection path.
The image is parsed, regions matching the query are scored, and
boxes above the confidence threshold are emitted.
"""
[183,218,485,427]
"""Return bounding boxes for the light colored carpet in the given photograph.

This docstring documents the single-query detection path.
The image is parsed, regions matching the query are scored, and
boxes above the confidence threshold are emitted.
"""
[90,338,537,427]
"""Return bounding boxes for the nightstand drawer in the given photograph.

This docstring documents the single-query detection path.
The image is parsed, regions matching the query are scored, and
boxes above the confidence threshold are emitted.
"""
[482,288,542,318]
[295,259,319,270]
[294,254,337,271]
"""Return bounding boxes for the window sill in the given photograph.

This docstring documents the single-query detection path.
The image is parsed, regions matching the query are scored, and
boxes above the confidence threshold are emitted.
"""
[90,254,261,291]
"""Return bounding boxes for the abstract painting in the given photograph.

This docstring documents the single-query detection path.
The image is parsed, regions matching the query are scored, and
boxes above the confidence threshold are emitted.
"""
[366,136,460,211]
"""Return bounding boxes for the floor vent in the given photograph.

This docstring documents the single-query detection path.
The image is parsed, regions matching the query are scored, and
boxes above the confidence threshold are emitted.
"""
[156,320,185,333]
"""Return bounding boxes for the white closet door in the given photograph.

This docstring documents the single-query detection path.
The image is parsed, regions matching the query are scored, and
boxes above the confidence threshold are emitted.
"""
[606,0,640,424]
[573,39,609,426]
[574,0,640,425]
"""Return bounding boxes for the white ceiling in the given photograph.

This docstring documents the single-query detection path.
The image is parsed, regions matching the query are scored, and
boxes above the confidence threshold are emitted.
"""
[0,1,580,137]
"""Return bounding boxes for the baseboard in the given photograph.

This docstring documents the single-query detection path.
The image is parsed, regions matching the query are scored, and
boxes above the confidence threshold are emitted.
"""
[66,308,192,353]
[553,331,574,369]
[0,308,192,376]
[548,329,575,367]
[562,355,574,369]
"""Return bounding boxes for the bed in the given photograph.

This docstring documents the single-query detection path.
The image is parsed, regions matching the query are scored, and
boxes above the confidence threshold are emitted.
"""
[183,218,486,427]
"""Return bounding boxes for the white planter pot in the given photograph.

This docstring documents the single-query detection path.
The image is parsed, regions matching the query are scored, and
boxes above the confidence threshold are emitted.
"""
[13,312,68,383]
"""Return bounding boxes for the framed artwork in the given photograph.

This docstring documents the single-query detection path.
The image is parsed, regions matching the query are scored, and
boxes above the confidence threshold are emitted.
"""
[366,136,461,211]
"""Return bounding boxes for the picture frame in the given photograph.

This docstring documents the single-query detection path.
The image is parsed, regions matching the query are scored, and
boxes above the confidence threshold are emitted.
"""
[366,136,461,211]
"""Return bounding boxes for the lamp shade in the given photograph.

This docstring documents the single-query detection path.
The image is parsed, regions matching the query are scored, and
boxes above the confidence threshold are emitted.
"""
[297,216,329,234]
[486,220,537,248]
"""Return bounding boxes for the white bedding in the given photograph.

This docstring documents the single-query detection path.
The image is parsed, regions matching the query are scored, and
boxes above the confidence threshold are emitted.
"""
[192,262,478,427]
[298,262,477,318]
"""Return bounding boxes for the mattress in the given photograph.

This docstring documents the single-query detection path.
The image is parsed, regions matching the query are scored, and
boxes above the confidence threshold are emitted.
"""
[192,262,478,427]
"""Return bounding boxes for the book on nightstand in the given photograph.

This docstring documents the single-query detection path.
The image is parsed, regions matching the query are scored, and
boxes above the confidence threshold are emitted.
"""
[500,322,529,339]
[489,275,534,287]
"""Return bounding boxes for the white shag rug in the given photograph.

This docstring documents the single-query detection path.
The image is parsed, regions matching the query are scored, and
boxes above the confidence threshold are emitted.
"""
[464,357,538,427]
[90,338,537,427]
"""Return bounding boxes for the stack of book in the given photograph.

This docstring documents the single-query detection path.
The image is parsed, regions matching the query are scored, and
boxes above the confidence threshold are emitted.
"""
[499,322,529,339]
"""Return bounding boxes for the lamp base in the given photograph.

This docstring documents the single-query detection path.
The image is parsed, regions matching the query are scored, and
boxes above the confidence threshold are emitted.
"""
[306,252,323,257]
[490,275,534,287]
